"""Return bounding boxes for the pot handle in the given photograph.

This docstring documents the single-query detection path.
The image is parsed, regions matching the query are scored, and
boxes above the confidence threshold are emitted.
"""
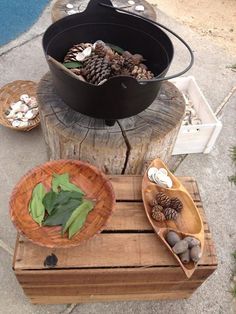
[100,3,194,83]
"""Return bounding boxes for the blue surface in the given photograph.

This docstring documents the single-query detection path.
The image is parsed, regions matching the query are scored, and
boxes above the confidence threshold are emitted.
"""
[0,0,49,46]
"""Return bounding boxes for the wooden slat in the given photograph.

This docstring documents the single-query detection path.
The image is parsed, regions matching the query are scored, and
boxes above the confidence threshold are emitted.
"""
[15,266,216,287]
[106,201,209,231]
[23,282,200,296]
[109,176,201,201]
[14,233,216,270]
[28,291,193,304]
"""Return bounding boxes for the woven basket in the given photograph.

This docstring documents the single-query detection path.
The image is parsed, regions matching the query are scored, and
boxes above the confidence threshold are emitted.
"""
[0,80,40,131]
[9,159,116,248]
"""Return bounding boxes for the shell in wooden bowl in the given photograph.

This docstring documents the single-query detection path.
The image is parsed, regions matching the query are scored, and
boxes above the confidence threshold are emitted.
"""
[142,158,204,278]
[0,80,40,131]
[9,160,116,248]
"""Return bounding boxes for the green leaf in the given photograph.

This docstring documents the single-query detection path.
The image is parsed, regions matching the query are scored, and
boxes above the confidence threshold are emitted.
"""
[63,61,83,69]
[43,190,58,214]
[106,43,124,55]
[29,183,46,226]
[43,198,82,226]
[68,208,92,239]
[52,173,84,194]
[55,191,83,204]
[63,200,94,235]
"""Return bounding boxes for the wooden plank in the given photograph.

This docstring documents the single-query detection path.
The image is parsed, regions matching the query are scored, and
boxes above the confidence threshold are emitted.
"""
[106,202,209,232]
[14,234,216,270]
[109,176,202,201]
[29,291,193,304]
[15,266,216,287]
[23,282,200,296]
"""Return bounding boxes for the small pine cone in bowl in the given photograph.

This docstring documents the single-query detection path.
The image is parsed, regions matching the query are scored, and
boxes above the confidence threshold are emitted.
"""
[163,207,178,220]
[155,192,171,208]
[170,197,183,213]
[151,208,166,222]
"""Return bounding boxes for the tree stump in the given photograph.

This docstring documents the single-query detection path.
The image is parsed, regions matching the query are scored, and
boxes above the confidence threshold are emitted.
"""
[37,73,185,174]
[51,0,156,22]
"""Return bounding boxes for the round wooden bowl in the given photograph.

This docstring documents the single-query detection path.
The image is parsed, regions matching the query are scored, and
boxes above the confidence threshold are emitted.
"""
[9,160,116,248]
[0,80,40,131]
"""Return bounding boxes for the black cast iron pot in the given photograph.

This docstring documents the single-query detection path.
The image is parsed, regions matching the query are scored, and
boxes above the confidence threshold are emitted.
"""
[43,0,193,125]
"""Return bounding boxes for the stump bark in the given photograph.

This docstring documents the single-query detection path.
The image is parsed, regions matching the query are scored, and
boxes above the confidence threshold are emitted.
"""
[51,0,156,22]
[37,73,185,174]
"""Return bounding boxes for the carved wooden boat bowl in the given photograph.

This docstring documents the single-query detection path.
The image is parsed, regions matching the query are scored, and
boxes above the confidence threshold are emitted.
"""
[142,158,204,278]
[9,160,115,248]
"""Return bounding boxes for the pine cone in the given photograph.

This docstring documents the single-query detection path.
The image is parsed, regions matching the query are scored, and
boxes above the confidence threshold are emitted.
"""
[170,197,183,213]
[110,53,125,76]
[122,51,135,72]
[155,192,171,208]
[94,41,114,59]
[163,208,178,220]
[151,207,166,222]
[82,55,111,85]
[131,65,154,80]
[153,204,164,212]
[64,43,91,62]
[149,198,158,207]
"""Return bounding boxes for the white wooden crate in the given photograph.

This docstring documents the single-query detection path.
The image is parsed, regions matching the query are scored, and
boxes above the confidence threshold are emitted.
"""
[170,76,222,155]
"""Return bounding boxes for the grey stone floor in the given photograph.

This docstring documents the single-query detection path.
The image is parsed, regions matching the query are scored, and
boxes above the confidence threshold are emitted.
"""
[0,1,235,313]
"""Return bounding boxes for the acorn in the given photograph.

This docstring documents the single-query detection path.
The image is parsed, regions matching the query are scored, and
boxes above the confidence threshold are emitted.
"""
[179,249,190,264]
[190,245,202,263]
[166,231,181,247]
[172,240,188,254]
[184,236,200,249]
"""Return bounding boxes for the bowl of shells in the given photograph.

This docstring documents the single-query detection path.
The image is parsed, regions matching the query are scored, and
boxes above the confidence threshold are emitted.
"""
[0,80,40,131]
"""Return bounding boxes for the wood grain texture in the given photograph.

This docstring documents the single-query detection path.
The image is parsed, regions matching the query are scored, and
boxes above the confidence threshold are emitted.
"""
[10,160,115,248]
[13,175,217,304]
[51,0,157,23]
[37,73,185,174]
[0,80,40,131]
[27,292,193,304]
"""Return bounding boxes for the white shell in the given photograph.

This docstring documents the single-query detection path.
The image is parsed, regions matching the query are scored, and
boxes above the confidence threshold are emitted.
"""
[66,3,74,9]
[135,5,144,11]
[25,108,38,120]
[20,104,29,113]
[83,47,92,57]
[67,9,78,15]
[20,94,30,104]
[158,168,168,176]
[11,101,23,111]
[155,171,168,182]
[28,96,38,108]
[12,120,21,127]
[128,0,135,5]
[147,167,158,182]
[6,109,17,119]
[165,176,173,188]
[18,121,29,128]
[76,52,86,61]
[15,112,24,119]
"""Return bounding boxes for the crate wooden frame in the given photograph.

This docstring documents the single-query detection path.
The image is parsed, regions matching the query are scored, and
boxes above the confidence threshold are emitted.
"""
[13,176,217,304]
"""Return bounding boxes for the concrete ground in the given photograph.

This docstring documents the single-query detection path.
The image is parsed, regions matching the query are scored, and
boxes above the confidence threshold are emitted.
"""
[0,1,236,313]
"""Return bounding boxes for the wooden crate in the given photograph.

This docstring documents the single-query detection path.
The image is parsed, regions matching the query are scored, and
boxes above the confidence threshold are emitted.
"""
[171,76,222,154]
[13,176,217,304]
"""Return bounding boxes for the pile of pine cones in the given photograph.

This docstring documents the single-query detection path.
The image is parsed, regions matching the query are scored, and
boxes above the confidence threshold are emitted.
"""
[63,40,154,85]
[150,192,183,222]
